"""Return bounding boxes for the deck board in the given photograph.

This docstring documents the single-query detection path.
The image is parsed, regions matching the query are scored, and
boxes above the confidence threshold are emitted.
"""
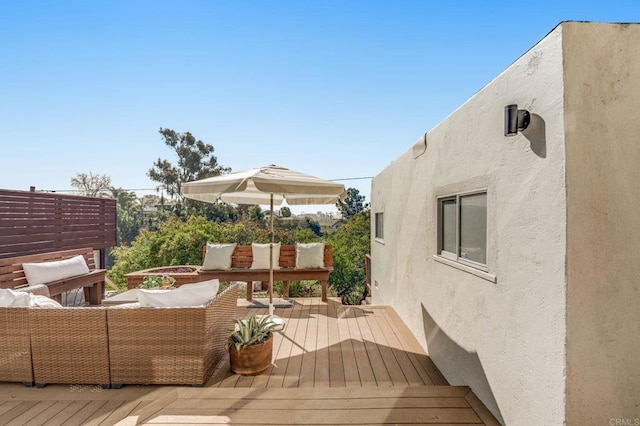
[346,304,377,386]
[61,400,111,426]
[0,297,498,425]
[299,298,319,387]
[0,401,38,425]
[355,306,393,386]
[313,300,330,387]
[338,307,361,387]
[372,309,426,385]
[327,299,346,387]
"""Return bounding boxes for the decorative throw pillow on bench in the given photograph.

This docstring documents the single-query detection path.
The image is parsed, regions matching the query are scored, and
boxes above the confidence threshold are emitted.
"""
[137,279,220,307]
[251,243,281,270]
[22,255,90,286]
[202,243,237,270]
[296,242,325,269]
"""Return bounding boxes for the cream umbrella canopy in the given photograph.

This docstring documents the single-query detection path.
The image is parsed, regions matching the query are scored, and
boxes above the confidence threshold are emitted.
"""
[182,165,346,315]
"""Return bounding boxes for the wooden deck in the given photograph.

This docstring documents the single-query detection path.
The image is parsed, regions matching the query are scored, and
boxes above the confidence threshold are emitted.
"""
[0,298,499,425]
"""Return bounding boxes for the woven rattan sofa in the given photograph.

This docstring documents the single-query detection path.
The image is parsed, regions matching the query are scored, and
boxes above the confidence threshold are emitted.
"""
[108,282,238,387]
[0,284,50,386]
[0,283,238,388]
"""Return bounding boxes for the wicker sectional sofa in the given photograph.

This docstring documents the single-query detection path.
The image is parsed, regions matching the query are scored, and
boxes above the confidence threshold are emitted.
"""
[0,283,238,388]
[0,284,50,386]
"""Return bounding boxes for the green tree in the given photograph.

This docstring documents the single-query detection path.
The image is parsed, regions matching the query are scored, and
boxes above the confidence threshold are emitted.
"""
[328,210,370,304]
[107,215,312,289]
[248,205,265,223]
[70,172,112,198]
[336,187,369,219]
[110,188,144,246]
[108,216,249,288]
[280,206,291,217]
[148,128,230,201]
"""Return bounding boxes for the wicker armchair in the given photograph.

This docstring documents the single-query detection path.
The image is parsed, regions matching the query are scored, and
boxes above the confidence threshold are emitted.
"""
[107,283,238,387]
[0,284,50,386]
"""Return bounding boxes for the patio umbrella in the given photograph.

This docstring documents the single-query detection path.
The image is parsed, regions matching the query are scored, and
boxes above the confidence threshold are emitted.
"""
[182,165,346,317]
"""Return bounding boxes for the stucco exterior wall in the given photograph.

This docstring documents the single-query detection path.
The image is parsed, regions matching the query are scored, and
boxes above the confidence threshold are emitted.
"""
[563,22,640,425]
[371,27,567,424]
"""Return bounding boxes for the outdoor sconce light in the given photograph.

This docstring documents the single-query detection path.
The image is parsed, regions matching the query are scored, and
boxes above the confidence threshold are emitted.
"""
[504,104,530,136]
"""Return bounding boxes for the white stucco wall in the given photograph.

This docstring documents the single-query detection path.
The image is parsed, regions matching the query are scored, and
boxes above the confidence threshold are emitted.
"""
[563,22,640,425]
[371,26,567,424]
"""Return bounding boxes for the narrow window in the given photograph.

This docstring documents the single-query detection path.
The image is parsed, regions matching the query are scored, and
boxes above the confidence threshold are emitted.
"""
[438,192,487,270]
[440,198,457,259]
[375,212,384,240]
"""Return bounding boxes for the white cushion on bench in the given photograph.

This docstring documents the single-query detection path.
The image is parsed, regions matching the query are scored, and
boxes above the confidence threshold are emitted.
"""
[202,243,236,270]
[22,255,90,286]
[296,242,325,269]
[251,243,281,270]
[138,279,220,307]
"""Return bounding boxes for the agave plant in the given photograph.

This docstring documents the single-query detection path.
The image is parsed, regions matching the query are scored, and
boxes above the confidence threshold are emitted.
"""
[227,314,278,352]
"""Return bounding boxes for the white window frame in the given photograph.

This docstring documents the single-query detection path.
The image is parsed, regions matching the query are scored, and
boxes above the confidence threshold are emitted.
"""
[437,190,488,272]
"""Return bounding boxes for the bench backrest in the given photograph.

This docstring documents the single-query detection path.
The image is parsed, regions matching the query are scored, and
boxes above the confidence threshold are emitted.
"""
[203,244,333,269]
[0,247,97,289]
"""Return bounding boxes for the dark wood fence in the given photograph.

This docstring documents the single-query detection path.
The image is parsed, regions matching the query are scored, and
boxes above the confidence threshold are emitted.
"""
[0,189,116,259]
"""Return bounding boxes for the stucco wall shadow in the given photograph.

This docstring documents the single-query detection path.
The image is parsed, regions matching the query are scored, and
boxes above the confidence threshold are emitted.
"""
[522,113,546,158]
[421,304,505,425]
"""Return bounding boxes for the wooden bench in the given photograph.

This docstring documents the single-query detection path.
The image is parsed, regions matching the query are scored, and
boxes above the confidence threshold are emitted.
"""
[199,244,333,302]
[0,248,106,305]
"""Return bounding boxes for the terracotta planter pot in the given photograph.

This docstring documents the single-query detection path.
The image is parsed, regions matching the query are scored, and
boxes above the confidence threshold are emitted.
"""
[229,333,273,376]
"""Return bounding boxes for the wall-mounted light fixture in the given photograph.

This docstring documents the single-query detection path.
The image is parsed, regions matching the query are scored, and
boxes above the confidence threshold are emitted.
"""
[504,104,531,136]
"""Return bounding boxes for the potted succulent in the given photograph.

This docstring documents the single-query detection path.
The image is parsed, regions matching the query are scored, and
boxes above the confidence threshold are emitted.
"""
[227,315,278,376]
[138,274,176,289]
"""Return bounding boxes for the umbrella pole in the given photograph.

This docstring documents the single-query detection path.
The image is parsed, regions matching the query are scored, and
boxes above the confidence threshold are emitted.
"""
[269,193,274,314]
[267,193,285,329]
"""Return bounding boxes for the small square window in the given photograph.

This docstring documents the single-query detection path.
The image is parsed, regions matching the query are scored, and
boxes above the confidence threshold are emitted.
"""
[375,212,384,240]
[438,192,487,270]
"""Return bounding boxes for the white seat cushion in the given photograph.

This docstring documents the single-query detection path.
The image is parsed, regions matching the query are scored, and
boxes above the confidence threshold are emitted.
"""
[202,243,237,270]
[251,243,281,270]
[137,279,220,307]
[22,255,90,286]
[296,243,325,269]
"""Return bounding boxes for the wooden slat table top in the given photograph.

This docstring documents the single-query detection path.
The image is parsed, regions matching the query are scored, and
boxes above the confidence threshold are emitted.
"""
[0,298,499,425]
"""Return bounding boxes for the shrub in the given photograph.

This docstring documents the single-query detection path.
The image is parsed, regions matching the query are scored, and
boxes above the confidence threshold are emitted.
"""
[328,211,370,304]
[107,215,326,290]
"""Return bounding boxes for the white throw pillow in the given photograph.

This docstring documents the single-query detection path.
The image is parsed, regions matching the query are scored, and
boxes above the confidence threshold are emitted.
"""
[22,255,90,286]
[296,243,325,269]
[0,288,31,307]
[202,243,237,270]
[250,243,281,270]
[29,295,63,308]
[138,279,220,307]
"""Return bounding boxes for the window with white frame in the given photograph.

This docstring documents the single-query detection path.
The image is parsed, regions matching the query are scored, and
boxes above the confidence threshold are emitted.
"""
[438,191,487,270]
[375,212,384,240]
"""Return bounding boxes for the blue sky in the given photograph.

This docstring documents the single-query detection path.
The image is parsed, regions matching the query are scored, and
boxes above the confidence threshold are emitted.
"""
[2,1,639,213]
